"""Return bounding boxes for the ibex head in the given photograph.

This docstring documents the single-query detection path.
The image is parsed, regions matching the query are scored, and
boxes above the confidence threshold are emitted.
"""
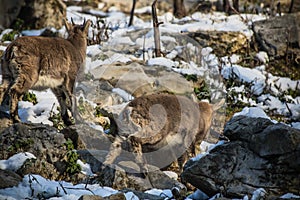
[64,18,91,40]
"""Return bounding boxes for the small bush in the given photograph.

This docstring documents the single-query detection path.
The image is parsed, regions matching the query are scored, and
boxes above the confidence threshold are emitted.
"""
[64,139,81,175]
[22,92,38,105]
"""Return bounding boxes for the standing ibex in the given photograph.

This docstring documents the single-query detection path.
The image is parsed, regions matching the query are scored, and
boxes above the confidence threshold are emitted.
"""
[0,19,91,125]
[103,93,223,173]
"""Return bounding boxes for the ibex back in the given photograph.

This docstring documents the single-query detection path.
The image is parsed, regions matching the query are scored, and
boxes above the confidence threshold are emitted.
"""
[0,19,91,125]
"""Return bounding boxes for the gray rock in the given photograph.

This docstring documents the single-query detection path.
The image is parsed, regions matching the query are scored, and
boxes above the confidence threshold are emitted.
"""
[253,12,300,56]
[63,123,112,150]
[89,62,194,98]
[0,169,22,189]
[98,161,186,195]
[182,116,300,198]
[0,123,85,183]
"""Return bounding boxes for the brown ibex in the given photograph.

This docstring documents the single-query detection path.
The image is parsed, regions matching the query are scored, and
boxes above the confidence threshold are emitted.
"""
[0,19,91,125]
[103,93,223,173]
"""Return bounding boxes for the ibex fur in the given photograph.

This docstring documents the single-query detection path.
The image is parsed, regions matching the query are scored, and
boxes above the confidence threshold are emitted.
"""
[0,19,91,125]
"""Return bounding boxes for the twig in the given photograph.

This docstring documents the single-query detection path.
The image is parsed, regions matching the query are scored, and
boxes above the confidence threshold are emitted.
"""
[60,186,96,195]
[285,102,293,117]
[143,34,146,61]
[152,0,163,57]
[59,182,68,195]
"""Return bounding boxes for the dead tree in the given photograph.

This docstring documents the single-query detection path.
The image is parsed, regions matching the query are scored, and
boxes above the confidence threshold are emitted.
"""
[152,0,163,57]
[223,0,239,14]
[128,0,137,27]
[173,0,187,18]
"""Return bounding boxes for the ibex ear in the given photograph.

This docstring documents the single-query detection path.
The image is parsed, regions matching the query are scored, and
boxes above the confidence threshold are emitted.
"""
[83,20,92,34]
[64,18,72,33]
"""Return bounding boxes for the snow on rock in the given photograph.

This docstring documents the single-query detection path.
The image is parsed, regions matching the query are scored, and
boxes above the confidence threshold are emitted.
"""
[145,188,173,199]
[108,36,135,46]
[255,51,269,64]
[112,88,134,102]
[76,159,96,177]
[18,90,59,125]
[134,6,152,14]
[257,94,300,118]
[187,189,209,200]
[222,64,266,95]
[86,44,102,57]
[163,171,178,180]
[0,174,119,199]
[233,107,271,120]
[147,57,178,68]
[291,122,300,130]
[124,192,139,200]
[0,152,36,172]
[251,188,267,200]
[280,193,300,199]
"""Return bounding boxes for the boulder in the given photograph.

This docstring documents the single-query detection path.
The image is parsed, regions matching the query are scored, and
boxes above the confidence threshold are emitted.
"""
[89,62,194,98]
[181,116,300,198]
[98,162,187,194]
[253,12,300,56]
[0,123,84,183]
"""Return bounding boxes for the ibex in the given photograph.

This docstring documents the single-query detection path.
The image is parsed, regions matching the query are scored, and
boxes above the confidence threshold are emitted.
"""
[103,93,223,173]
[0,19,91,125]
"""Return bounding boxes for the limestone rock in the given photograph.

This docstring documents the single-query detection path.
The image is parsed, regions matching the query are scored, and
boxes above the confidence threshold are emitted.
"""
[89,62,194,98]
[182,116,300,198]
[253,12,300,56]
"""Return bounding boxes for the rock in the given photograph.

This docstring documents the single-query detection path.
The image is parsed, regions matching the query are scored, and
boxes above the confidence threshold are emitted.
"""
[62,123,112,150]
[89,62,194,98]
[0,0,24,30]
[188,31,248,56]
[0,169,22,189]
[121,190,165,200]
[181,116,300,198]
[0,123,83,183]
[253,12,300,56]
[17,0,66,30]
[0,0,66,29]
[98,161,186,194]
[78,193,126,200]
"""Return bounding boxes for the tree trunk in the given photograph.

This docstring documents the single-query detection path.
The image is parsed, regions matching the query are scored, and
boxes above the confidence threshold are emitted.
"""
[128,0,136,27]
[173,0,186,18]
